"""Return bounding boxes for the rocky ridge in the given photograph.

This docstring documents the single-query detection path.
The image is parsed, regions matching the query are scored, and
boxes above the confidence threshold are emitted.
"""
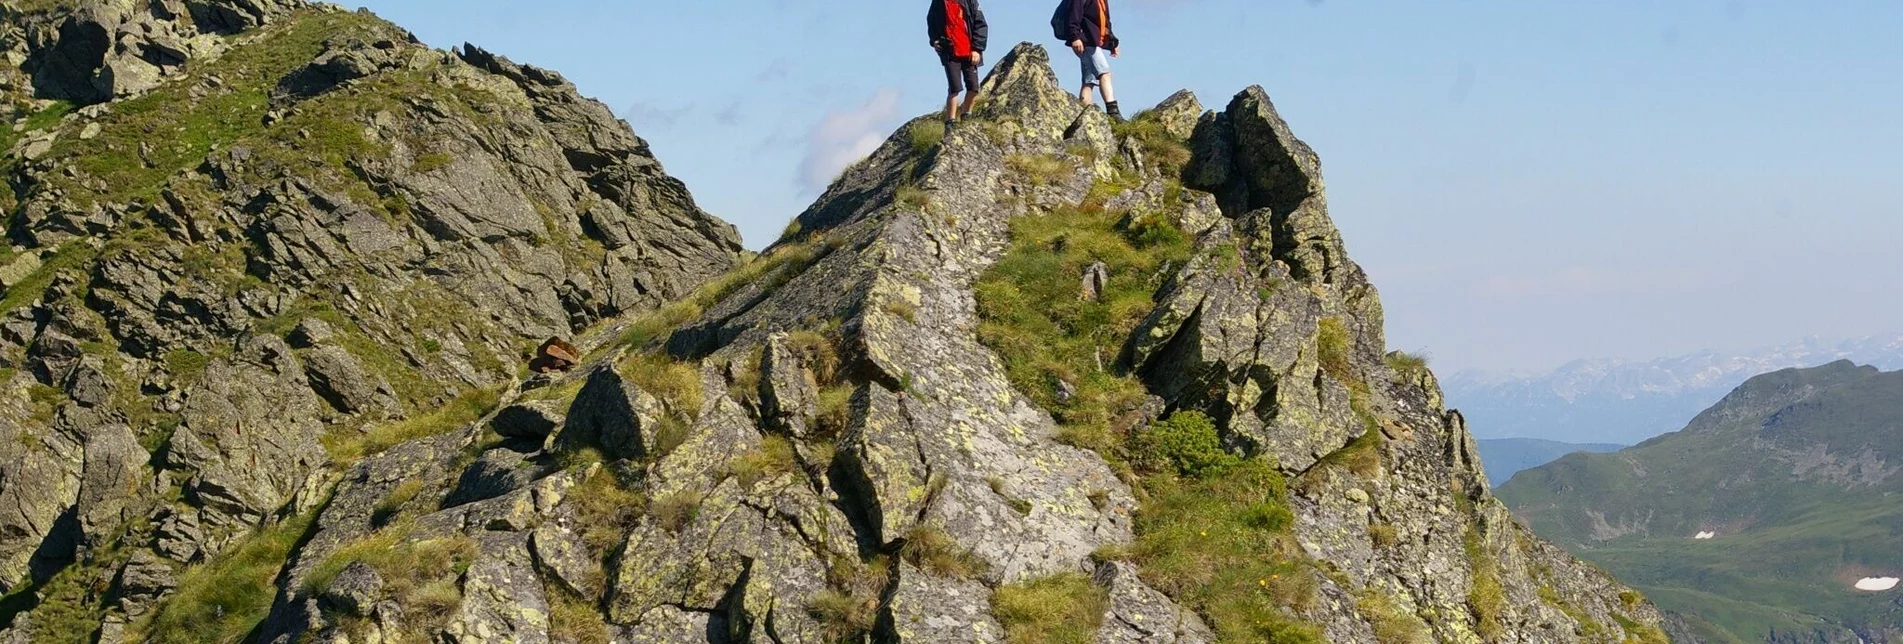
[0,0,739,640]
[0,1,1664,642]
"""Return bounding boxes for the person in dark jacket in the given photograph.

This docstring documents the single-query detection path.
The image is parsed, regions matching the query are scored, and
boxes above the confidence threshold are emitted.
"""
[1064,0,1122,120]
[928,0,988,131]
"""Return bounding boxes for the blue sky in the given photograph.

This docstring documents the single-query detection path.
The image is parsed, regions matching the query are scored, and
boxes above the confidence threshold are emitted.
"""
[350,0,1902,373]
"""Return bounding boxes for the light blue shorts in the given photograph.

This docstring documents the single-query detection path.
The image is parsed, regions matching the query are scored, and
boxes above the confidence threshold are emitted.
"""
[1079,47,1112,86]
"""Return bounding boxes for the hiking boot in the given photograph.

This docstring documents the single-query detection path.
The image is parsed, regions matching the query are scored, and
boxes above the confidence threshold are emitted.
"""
[1105,101,1124,123]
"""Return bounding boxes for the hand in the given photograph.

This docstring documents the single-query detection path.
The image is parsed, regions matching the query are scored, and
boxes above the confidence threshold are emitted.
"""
[1070,40,1085,54]
[971,52,983,66]
[1112,47,1121,58]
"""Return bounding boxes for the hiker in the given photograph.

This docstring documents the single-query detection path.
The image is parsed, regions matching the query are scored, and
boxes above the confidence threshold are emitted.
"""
[1055,0,1122,120]
[928,0,989,131]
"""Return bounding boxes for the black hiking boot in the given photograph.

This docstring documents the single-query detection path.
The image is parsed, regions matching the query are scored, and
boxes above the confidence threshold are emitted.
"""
[1105,101,1124,123]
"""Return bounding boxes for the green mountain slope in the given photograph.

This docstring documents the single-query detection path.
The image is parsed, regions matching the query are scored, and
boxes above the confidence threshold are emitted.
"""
[1498,360,1903,642]
[1476,438,1624,485]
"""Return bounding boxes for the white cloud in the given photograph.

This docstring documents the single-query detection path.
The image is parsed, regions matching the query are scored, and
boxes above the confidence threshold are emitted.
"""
[798,89,903,193]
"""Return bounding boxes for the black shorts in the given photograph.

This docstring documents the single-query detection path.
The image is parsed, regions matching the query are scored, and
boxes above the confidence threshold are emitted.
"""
[940,53,979,96]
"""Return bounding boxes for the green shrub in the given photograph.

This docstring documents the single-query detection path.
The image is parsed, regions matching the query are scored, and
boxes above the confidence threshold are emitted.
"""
[619,353,703,414]
[1128,411,1240,478]
[164,349,211,382]
[896,184,931,211]
[1134,460,1321,643]
[990,573,1107,644]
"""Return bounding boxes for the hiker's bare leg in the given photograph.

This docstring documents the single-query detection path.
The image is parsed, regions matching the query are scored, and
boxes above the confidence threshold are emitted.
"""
[1099,73,1116,105]
[945,95,961,121]
[961,91,978,115]
[1080,84,1094,106]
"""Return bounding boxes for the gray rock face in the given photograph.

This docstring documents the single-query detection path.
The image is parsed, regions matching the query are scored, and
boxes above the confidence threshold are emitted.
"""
[0,19,1666,644]
[0,2,742,638]
[22,0,305,104]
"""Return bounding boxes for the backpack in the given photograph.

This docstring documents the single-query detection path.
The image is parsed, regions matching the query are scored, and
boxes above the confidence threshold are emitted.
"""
[1050,0,1071,41]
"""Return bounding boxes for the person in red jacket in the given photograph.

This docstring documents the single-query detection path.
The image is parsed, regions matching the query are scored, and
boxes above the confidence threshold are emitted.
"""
[1063,0,1122,121]
[928,0,989,132]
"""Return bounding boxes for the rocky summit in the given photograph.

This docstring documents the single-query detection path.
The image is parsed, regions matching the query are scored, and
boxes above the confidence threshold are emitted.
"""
[0,2,1663,643]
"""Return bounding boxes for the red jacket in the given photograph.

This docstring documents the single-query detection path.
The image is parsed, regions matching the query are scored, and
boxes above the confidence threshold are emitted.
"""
[928,0,989,58]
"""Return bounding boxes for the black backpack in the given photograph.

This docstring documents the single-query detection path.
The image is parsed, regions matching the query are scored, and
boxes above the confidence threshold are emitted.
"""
[1050,0,1071,41]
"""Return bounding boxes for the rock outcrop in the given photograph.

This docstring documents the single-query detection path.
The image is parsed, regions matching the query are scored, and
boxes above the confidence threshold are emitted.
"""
[0,2,1662,641]
[0,1,738,639]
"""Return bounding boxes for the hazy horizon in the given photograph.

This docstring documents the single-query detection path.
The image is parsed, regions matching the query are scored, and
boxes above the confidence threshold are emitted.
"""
[349,0,1903,373]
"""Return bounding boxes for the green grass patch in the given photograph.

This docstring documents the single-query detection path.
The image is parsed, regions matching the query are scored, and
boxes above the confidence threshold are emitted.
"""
[1357,589,1432,644]
[974,178,1324,641]
[0,242,99,316]
[990,573,1107,644]
[1005,153,1072,186]
[1112,115,1192,175]
[898,525,986,578]
[973,191,1191,452]
[303,526,477,632]
[613,233,837,351]
[729,434,798,488]
[908,120,945,156]
[136,509,319,643]
[322,385,503,463]
[1464,526,1507,641]
[1316,317,1353,385]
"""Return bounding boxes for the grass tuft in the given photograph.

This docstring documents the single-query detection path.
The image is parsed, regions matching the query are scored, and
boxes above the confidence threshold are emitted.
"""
[898,525,985,578]
[990,573,1108,644]
[1006,153,1072,186]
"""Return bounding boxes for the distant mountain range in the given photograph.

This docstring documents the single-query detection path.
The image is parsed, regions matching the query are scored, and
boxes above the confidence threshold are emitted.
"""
[1497,361,1903,643]
[1446,334,1903,444]
[1475,438,1624,486]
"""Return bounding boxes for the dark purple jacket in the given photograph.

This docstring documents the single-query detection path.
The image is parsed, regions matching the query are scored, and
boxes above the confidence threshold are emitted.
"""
[1066,0,1119,49]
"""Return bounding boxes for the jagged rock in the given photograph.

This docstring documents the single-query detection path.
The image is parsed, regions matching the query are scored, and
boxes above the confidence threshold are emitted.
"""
[152,508,205,563]
[444,532,552,644]
[558,365,666,460]
[286,318,335,349]
[490,400,564,441]
[443,448,539,509]
[1092,561,1212,643]
[77,423,146,546]
[24,0,304,103]
[528,519,598,598]
[318,562,384,617]
[1080,261,1108,302]
[757,332,817,436]
[114,550,178,617]
[1147,90,1205,140]
[301,345,400,416]
[886,563,1004,642]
